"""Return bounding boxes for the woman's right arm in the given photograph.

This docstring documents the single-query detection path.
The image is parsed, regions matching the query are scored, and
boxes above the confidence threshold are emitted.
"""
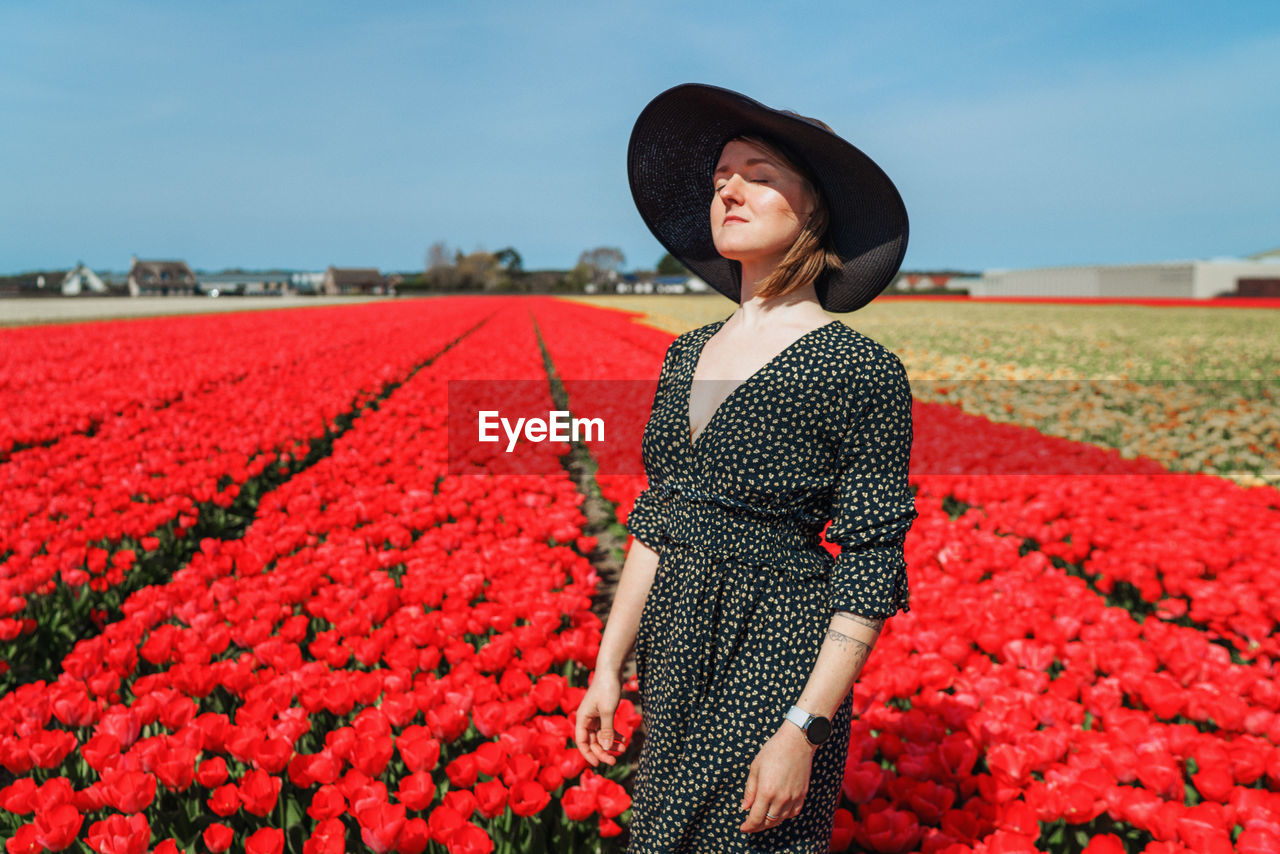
[576,335,681,765]
[574,535,660,767]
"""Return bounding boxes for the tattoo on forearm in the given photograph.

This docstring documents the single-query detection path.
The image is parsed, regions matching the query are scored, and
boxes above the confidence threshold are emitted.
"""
[825,626,873,672]
[833,611,885,633]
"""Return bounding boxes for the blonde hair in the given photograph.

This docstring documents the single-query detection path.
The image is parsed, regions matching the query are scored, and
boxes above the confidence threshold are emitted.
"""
[730,130,844,301]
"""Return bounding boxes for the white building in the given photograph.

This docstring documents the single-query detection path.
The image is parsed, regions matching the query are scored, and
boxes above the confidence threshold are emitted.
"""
[61,264,108,296]
[975,258,1280,300]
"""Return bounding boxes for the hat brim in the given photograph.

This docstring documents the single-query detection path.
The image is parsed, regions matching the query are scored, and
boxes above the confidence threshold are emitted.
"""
[627,83,908,313]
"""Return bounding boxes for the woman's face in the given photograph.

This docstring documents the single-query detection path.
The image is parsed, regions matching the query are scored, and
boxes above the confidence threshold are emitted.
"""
[710,138,816,270]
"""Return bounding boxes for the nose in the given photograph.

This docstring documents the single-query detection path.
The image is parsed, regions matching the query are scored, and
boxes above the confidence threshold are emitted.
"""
[717,173,746,204]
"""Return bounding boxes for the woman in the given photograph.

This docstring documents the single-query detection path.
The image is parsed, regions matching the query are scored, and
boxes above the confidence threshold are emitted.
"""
[574,84,917,853]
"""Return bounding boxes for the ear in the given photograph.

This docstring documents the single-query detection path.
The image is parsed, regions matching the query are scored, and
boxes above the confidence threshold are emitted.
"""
[798,181,819,222]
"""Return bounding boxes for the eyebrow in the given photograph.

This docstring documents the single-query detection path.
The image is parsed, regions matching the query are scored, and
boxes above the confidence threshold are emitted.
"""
[713,157,775,176]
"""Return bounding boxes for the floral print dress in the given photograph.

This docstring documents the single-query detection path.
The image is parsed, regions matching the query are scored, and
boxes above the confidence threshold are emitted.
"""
[624,316,917,853]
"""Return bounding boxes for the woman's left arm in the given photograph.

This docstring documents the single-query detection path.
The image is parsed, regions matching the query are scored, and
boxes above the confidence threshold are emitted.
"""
[741,350,916,834]
[739,610,882,833]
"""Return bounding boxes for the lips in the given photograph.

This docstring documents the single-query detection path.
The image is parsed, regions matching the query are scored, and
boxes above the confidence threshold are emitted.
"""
[722,215,747,225]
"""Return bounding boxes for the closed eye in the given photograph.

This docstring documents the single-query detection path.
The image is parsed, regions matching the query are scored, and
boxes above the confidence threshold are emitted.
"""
[713,176,768,191]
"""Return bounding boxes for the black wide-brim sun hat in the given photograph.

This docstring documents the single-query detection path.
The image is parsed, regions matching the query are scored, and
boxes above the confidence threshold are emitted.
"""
[627,83,908,313]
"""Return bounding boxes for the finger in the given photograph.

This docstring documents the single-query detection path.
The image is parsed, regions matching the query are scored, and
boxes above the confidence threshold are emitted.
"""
[586,728,609,767]
[576,737,596,765]
[740,797,776,834]
[588,723,621,767]
[597,709,616,752]
[574,710,593,761]
[740,765,758,812]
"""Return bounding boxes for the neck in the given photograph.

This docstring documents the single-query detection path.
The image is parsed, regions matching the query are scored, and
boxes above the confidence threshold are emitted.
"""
[731,280,826,331]
[737,256,783,299]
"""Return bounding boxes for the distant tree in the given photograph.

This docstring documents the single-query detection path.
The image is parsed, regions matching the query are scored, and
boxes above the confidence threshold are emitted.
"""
[494,247,523,274]
[424,241,462,291]
[656,252,688,276]
[455,250,503,292]
[426,241,452,272]
[578,247,625,277]
[559,262,593,292]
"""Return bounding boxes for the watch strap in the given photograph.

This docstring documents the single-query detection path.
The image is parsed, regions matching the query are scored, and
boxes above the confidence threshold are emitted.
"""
[785,705,813,731]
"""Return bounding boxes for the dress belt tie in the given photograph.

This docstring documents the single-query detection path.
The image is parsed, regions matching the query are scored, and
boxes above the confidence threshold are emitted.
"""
[648,480,834,580]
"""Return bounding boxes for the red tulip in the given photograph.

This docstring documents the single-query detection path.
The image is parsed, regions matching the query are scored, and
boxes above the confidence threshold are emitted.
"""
[509,780,550,817]
[842,759,885,804]
[499,753,538,787]
[207,783,240,817]
[253,735,295,775]
[396,727,441,773]
[427,805,464,844]
[860,806,922,854]
[397,772,436,811]
[28,730,77,769]
[303,818,346,854]
[446,823,494,854]
[1238,826,1280,854]
[351,732,395,777]
[594,777,630,819]
[473,741,507,777]
[1081,834,1127,854]
[238,768,282,817]
[0,779,38,814]
[445,754,479,789]
[152,745,197,792]
[245,827,284,854]
[100,770,156,813]
[830,808,855,851]
[397,818,430,854]
[473,701,511,738]
[359,800,407,853]
[537,764,565,792]
[289,751,342,787]
[85,813,150,854]
[6,824,42,854]
[34,802,82,851]
[561,785,595,821]
[202,823,234,853]
[1177,803,1234,852]
[195,757,228,788]
[427,705,470,742]
[308,784,347,821]
[474,779,508,819]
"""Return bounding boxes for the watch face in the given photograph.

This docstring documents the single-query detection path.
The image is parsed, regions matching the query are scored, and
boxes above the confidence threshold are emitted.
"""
[806,716,832,745]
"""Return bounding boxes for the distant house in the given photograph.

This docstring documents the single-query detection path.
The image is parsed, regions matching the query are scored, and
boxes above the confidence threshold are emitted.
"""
[890,271,982,293]
[611,273,708,295]
[974,258,1280,300]
[291,271,326,294]
[128,257,197,296]
[61,263,108,296]
[321,266,385,295]
[195,271,292,296]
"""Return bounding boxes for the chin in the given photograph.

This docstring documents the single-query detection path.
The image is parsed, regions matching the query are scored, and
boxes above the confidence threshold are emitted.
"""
[711,242,753,262]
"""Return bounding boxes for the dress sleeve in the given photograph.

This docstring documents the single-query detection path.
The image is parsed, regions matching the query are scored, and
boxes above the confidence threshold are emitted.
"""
[825,351,918,619]
[626,336,683,551]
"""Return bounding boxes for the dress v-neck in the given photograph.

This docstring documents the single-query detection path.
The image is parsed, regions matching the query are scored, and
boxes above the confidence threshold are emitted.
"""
[686,317,840,451]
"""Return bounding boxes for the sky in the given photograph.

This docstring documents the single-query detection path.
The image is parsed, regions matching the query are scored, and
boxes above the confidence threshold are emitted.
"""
[2,1,1278,275]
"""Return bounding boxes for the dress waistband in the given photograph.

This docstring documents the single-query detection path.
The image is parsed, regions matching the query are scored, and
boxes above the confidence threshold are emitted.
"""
[648,481,834,581]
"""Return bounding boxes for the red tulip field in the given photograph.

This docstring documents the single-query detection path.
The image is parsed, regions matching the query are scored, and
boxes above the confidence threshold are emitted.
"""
[2,295,1279,853]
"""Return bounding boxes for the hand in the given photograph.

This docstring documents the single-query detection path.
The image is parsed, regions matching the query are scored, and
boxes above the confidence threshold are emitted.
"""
[740,723,816,833]
[574,670,622,767]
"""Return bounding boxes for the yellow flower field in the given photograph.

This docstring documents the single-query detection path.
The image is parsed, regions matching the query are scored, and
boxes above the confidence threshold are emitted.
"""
[566,295,1280,485]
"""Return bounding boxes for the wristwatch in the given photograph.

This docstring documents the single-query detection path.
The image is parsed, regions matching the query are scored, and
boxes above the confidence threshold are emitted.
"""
[785,705,832,746]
